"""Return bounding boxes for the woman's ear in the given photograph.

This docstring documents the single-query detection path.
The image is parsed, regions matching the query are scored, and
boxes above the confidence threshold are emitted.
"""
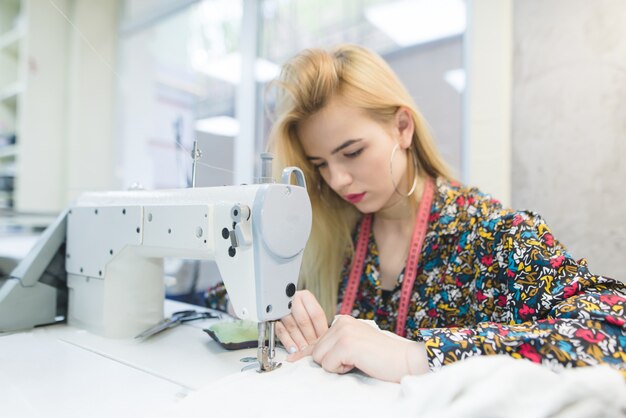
[394,107,414,149]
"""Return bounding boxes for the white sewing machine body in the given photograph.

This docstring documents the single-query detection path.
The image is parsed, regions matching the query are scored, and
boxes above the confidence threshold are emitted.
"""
[66,181,311,338]
[0,168,312,348]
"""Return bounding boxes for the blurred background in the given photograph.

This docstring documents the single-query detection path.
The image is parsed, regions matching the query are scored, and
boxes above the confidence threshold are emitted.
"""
[0,0,624,300]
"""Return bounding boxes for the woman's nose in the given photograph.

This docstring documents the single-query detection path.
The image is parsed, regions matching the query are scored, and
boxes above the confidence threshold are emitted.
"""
[327,164,352,191]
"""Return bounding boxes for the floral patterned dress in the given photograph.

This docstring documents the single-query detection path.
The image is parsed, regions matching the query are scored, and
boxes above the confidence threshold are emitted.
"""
[338,178,626,376]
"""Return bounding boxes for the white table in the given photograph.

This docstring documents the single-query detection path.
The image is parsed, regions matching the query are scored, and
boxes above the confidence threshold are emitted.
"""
[0,301,255,418]
[4,301,624,418]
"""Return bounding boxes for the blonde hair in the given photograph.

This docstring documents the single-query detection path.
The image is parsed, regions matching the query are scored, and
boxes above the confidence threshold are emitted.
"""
[267,44,452,319]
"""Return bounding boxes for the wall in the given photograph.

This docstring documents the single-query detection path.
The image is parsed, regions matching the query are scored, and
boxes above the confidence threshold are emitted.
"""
[65,0,119,200]
[386,38,463,178]
[13,0,119,212]
[15,0,69,212]
[512,0,626,280]
[464,0,513,206]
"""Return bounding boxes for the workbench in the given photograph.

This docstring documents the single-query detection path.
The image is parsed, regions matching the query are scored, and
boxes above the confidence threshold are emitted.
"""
[0,300,246,417]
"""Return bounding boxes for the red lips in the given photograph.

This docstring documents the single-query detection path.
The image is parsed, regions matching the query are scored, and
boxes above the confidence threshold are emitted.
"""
[345,192,366,203]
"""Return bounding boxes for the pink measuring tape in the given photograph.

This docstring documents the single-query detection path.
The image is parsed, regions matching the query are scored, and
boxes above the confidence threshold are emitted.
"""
[339,177,435,337]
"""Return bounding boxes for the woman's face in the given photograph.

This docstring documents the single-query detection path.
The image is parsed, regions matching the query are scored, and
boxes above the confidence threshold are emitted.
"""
[298,96,414,214]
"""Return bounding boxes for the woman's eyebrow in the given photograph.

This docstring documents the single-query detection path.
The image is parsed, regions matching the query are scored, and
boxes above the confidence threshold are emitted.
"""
[306,138,363,160]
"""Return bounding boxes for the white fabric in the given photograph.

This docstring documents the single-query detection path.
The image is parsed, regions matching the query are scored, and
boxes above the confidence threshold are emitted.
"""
[170,354,626,418]
[398,356,626,418]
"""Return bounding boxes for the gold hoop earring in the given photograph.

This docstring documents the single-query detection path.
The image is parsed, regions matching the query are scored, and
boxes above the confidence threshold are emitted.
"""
[390,143,418,197]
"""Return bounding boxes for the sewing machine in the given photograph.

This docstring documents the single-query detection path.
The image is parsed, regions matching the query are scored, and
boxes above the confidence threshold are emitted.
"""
[0,166,311,372]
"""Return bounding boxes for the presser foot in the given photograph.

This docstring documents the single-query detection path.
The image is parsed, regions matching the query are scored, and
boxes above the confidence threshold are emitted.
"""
[239,320,282,373]
[239,347,282,372]
[256,345,282,373]
[239,358,282,373]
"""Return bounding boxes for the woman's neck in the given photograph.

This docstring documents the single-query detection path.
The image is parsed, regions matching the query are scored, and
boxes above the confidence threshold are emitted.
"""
[375,177,424,227]
[376,196,414,223]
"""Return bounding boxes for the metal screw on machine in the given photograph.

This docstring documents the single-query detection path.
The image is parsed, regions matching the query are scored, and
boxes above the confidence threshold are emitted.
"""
[228,204,251,249]
[191,140,202,188]
[230,204,250,223]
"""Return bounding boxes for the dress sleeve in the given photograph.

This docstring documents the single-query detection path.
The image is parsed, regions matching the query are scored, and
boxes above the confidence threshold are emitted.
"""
[419,210,626,377]
[205,282,230,313]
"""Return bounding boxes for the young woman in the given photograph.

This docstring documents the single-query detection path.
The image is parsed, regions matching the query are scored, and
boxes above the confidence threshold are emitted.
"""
[207,44,626,383]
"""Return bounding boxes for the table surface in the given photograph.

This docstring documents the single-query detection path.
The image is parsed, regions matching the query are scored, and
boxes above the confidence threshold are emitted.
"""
[0,300,257,418]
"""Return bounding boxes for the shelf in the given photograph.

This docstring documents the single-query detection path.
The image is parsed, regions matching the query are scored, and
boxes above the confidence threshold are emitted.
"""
[0,81,23,105]
[0,210,57,233]
[0,190,13,210]
[0,26,24,59]
[0,163,16,177]
[0,0,22,34]
[1,0,71,214]
[0,144,18,159]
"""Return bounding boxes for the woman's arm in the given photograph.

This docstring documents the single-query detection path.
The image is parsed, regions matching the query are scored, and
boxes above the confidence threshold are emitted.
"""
[275,291,432,382]
[420,210,626,376]
[205,282,231,313]
[289,315,430,382]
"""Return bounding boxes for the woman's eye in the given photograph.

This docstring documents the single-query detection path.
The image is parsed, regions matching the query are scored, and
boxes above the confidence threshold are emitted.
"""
[313,161,327,169]
[345,148,363,158]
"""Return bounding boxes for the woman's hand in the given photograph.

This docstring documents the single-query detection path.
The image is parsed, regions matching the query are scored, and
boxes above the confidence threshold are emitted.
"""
[276,290,329,354]
[288,315,429,383]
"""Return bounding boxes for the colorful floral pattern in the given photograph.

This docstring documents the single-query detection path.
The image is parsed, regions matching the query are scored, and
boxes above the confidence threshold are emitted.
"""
[338,178,626,376]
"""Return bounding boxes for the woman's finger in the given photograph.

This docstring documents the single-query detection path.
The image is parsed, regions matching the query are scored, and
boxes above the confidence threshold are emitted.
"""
[320,348,354,375]
[310,324,354,374]
[280,314,309,351]
[299,290,329,338]
[309,318,343,363]
[275,321,298,355]
[290,298,319,344]
[286,343,315,362]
